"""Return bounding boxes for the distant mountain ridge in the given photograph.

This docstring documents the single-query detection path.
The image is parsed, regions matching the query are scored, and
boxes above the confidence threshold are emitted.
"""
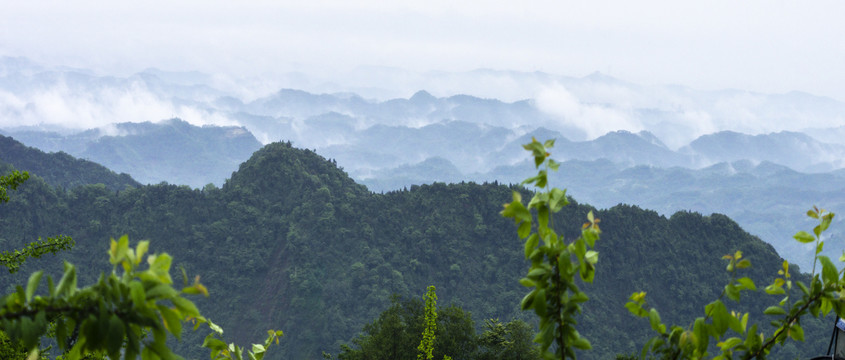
[0,134,139,191]
[3,119,262,188]
[683,130,845,172]
[6,119,841,270]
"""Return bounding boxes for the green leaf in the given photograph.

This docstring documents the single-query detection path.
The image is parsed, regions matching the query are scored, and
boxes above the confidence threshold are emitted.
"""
[585,250,598,265]
[820,256,838,285]
[694,317,708,353]
[520,291,535,310]
[548,159,560,171]
[172,297,200,317]
[149,253,174,284]
[518,221,531,239]
[158,305,183,339]
[146,283,178,300]
[25,270,42,302]
[534,289,547,317]
[131,281,146,307]
[571,291,589,303]
[719,337,742,351]
[708,301,730,335]
[502,196,531,224]
[625,302,645,317]
[548,188,568,212]
[821,213,833,232]
[527,267,548,280]
[763,306,786,315]
[789,323,805,342]
[572,337,592,350]
[55,262,77,296]
[524,234,539,259]
[535,170,548,188]
[725,284,740,302]
[519,278,536,288]
[765,284,786,295]
[136,240,150,265]
[648,309,664,334]
[793,231,815,243]
[737,277,756,291]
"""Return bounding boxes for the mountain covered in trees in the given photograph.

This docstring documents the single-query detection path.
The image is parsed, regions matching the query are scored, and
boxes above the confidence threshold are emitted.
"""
[0,141,833,359]
[0,134,139,191]
[2,119,262,188]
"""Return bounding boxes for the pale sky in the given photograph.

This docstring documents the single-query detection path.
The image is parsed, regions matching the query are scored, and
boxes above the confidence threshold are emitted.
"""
[2,1,845,100]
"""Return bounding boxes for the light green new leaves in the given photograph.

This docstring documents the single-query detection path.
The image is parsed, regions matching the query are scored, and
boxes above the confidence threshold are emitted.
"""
[202,318,284,360]
[501,137,600,360]
[0,235,75,274]
[417,286,438,360]
[0,170,29,203]
[0,236,211,360]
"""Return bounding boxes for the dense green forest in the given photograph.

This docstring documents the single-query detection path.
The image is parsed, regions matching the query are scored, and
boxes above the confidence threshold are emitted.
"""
[0,137,835,359]
[0,135,139,191]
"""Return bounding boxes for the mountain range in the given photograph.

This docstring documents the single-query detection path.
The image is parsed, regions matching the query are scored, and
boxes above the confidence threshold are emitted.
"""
[3,56,845,271]
[0,138,833,359]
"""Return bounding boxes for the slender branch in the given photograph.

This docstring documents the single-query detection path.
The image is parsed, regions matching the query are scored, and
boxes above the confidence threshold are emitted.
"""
[747,288,828,359]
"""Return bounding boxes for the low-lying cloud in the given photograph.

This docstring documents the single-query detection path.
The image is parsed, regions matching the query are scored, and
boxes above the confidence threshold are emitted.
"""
[4,59,845,153]
[0,74,238,132]
[535,84,642,140]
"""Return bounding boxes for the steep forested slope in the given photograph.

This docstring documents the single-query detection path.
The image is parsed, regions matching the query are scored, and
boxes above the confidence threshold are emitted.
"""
[0,142,832,359]
[0,134,139,191]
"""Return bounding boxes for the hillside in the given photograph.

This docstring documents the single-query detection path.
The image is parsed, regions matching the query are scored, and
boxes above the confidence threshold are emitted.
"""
[0,142,832,359]
[0,134,139,191]
[3,119,263,188]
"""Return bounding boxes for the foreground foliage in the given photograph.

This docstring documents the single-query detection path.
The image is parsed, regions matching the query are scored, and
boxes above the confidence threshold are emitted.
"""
[0,235,282,359]
[501,138,601,359]
[504,138,844,359]
[0,236,205,359]
[627,206,841,359]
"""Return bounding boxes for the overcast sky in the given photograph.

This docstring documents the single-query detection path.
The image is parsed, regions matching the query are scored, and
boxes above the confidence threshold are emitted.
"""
[2,1,845,100]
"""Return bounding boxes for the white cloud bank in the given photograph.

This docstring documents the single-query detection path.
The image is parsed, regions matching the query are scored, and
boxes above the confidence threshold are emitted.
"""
[535,84,641,140]
[0,75,238,131]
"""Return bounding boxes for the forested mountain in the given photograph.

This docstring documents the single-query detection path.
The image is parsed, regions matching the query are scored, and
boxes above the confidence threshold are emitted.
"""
[476,157,845,271]
[0,134,139,191]
[3,119,262,187]
[0,141,832,359]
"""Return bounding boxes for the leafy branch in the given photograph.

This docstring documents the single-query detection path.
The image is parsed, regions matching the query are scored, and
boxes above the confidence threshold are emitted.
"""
[627,207,843,359]
[0,170,29,204]
[501,137,601,359]
[0,235,75,274]
[0,235,282,360]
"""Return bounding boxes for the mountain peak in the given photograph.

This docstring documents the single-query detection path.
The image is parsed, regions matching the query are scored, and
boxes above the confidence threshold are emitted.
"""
[409,90,436,103]
[225,142,367,206]
[636,130,668,149]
